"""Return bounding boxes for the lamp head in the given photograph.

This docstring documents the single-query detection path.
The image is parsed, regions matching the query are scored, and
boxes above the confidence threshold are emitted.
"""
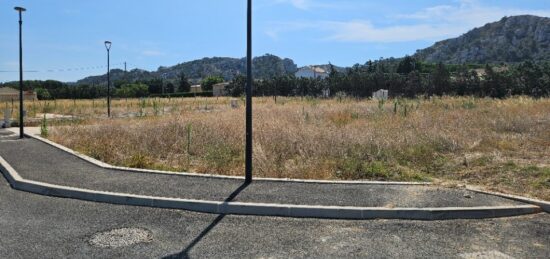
[14,7,26,12]
[104,41,112,51]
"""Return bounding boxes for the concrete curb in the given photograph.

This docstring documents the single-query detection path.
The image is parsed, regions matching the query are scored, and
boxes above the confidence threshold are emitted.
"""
[466,186,550,213]
[23,131,431,186]
[0,154,543,220]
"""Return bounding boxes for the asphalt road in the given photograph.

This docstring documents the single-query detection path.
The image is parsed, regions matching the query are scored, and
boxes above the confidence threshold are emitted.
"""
[0,138,526,208]
[1,175,549,258]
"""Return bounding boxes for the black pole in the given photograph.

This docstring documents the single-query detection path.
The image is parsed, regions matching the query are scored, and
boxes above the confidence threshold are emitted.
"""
[15,7,26,139]
[245,0,253,183]
[107,48,111,118]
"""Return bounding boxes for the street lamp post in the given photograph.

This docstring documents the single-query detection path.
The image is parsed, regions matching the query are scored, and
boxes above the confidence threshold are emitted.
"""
[245,0,253,183]
[104,41,112,118]
[14,6,26,139]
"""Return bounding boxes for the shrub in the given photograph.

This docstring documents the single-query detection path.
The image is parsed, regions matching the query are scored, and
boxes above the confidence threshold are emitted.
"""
[40,114,48,137]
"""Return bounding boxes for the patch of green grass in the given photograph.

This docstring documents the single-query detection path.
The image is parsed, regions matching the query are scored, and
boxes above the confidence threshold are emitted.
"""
[334,156,431,182]
[396,144,438,167]
[204,144,242,170]
[518,165,550,177]
[335,159,389,180]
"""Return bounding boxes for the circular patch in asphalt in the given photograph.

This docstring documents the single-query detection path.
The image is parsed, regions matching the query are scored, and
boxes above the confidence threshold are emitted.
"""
[89,228,153,248]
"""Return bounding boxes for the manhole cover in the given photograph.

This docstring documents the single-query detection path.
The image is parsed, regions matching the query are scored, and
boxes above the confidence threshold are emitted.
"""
[0,131,14,136]
[89,228,153,248]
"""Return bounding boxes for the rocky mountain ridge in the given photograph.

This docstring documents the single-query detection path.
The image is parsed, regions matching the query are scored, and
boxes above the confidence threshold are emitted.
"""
[414,15,550,64]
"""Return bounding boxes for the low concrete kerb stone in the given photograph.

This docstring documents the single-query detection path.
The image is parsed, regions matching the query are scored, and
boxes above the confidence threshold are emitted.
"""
[466,186,550,213]
[22,131,432,186]
[0,154,543,220]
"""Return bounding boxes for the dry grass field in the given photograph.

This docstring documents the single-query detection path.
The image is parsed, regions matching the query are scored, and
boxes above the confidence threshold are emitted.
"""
[3,96,229,120]
[17,96,549,200]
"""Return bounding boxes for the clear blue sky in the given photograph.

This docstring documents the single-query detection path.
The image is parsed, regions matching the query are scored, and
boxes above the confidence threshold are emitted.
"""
[1,0,549,82]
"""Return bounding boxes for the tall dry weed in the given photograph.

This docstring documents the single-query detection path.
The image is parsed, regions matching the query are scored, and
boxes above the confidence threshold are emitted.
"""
[49,96,550,199]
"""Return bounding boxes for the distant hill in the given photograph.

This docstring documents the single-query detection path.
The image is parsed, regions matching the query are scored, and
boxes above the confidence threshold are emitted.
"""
[77,54,298,85]
[414,15,550,64]
[76,15,550,85]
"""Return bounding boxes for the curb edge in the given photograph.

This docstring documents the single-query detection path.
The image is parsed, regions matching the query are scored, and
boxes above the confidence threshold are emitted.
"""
[0,154,542,220]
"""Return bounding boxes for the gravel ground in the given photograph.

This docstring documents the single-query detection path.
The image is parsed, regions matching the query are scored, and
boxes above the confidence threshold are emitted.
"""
[0,137,527,208]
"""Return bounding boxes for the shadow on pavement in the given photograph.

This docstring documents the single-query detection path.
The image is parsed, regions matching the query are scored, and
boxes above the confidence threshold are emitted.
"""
[162,182,251,259]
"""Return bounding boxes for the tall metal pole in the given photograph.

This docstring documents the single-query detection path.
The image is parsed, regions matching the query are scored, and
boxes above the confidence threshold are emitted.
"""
[245,0,253,183]
[105,41,111,118]
[15,7,26,139]
[107,49,110,117]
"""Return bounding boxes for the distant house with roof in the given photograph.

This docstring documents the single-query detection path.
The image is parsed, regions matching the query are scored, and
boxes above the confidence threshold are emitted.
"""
[295,66,330,79]
[0,87,37,102]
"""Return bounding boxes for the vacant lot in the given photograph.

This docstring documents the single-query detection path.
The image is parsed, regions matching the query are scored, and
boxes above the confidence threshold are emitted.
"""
[42,96,549,200]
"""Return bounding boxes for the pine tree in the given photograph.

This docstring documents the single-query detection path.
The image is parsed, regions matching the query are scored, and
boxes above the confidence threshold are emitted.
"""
[178,72,191,93]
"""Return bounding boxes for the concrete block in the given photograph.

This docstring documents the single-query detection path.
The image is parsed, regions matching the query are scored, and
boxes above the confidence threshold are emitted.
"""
[221,202,290,217]
[153,198,220,213]
[14,180,51,195]
[289,206,363,219]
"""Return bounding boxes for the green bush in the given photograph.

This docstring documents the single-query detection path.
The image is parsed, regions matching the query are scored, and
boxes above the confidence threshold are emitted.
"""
[201,76,224,91]
[35,88,51,100]
[116,83,149,98]
[40,114,48,137]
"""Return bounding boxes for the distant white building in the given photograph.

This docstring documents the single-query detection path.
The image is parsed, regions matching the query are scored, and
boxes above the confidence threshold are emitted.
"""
[372,89,389,100]
[295,66,329,79]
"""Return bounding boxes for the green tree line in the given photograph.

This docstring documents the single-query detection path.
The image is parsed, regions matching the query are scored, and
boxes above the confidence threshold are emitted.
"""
[2,60,549,100]
[226,59,550,98]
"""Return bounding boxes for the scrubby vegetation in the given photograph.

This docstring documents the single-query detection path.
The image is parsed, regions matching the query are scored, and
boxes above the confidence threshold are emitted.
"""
[44,96,550,200]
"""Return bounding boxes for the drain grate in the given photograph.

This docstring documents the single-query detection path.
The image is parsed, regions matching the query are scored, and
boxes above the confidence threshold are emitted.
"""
[89,228,153,248]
